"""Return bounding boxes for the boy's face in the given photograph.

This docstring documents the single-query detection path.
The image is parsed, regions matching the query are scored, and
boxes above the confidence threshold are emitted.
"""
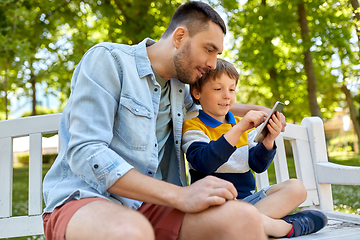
[192,73,236,123]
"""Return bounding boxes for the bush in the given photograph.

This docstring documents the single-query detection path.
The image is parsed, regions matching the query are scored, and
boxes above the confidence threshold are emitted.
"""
[17,153,29,165]
[21,105,54,117]
[16,153,58,165]
[43,153,58,164]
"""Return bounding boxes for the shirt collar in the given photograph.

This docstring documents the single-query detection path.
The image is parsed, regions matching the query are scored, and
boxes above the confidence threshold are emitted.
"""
[198,110,236,127]
[135,38,156,79]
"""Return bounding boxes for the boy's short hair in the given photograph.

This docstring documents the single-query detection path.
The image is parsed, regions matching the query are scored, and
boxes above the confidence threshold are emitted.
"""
[161,1,226,39]
[191,58,239,105]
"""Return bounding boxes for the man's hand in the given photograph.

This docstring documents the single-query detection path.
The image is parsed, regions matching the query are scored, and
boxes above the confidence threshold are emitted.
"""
[175,176,237,213]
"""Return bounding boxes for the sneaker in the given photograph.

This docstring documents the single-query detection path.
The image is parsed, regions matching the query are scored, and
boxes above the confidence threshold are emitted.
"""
[282,209,328,237]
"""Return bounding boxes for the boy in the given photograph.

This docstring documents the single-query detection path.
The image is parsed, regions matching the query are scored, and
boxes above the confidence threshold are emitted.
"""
[182,58,328,238]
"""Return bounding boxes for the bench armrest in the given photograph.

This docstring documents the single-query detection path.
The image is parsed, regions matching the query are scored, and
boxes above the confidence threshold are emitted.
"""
[316,162,360,185]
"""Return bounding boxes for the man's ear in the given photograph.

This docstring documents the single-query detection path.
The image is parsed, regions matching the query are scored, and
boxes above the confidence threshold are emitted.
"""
[172,27,188,49]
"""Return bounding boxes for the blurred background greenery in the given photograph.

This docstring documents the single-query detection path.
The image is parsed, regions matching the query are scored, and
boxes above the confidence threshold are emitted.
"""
[1,0,359,152]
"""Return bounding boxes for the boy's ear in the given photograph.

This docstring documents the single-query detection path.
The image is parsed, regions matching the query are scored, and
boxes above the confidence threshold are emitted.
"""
[191,87,201,101]
[173,27,188,49]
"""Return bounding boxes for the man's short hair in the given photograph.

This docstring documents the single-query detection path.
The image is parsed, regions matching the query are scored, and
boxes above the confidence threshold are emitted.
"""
[162,1,226,39]
[191,58,239,105]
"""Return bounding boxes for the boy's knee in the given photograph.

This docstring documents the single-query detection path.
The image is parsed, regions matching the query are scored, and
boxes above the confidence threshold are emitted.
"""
[287,179,307,201]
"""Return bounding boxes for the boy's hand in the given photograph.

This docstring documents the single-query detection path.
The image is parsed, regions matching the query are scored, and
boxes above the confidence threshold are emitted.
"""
[225,110,267,147]
[262,111,283,150]
[237,110,268,132]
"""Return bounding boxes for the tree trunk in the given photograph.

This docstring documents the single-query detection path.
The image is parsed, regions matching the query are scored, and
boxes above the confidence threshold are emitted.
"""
[4,52,9,120]
[30,73,37,116]
[348,0,360,151]
[350,0,360,47]
[297,2,322,117]
[341,85,360,151]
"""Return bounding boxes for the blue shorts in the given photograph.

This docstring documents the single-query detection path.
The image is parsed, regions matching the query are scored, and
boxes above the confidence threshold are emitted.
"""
[241,185,272,205]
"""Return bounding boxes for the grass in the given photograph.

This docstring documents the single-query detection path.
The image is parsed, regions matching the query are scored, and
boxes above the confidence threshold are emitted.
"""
[7,153,360,239]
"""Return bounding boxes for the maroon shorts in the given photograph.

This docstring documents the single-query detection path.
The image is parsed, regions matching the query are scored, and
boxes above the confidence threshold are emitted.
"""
[43,197,185,240]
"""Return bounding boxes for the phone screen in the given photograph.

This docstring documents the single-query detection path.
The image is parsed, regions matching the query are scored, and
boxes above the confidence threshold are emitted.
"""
[254,101,284,142]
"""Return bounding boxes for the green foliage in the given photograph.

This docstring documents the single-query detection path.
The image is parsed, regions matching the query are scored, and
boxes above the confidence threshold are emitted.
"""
[1,0,182,117]
[16,152,57,165]
[218,0,359,124]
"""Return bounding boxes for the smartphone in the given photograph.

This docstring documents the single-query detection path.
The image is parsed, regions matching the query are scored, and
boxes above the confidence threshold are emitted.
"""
[254,101,284,143]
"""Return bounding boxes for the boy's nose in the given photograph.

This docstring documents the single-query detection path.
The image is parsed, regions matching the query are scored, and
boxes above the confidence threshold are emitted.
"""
[223,90,230,99]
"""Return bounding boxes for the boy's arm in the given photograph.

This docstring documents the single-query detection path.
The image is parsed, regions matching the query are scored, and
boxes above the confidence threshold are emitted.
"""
[183,132,236,174]
[248,142,276,173]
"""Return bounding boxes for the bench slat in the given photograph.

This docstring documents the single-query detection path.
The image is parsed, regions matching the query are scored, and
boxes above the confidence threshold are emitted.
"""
[0,215,44,238]
[29,133,43,216]
[273,136,290,183]
[0,137,13,218]
[0,113,61,138]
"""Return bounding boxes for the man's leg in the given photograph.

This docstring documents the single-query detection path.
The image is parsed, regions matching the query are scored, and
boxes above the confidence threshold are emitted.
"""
[65,200,155,240]
[178,200,267,240]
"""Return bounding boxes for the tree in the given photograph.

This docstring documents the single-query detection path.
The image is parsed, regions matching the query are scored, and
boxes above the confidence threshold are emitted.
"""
[297,1,321,117]
[218,0,355,125]
[1,0,182,117]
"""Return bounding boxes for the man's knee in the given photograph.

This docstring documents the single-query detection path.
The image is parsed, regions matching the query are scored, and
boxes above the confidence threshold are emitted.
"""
[215,201,264,231]
[108,214,154,240]
[65,200,155,240]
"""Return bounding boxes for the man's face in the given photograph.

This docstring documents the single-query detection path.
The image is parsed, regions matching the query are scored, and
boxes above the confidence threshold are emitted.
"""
[173,21,224,85]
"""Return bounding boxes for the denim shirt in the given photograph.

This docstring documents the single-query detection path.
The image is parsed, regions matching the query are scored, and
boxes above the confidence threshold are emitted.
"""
[43,38,198,213]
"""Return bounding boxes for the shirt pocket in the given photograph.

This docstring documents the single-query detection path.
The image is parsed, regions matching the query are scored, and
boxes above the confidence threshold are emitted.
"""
[115,95,153,151]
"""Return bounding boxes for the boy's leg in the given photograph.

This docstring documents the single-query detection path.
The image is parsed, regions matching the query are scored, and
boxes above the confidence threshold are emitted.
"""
[252,179,327,238]
[255,179,307,219]
[178,200,267,240]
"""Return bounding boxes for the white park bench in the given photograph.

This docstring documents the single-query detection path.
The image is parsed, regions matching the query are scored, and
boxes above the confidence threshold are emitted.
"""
[0,114,359,239]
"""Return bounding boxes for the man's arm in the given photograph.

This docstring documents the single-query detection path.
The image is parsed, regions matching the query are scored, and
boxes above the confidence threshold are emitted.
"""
[108,169,238,213]
[230,102,287,131]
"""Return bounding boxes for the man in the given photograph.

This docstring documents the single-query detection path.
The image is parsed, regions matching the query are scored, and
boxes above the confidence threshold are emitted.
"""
[43,2,270,239]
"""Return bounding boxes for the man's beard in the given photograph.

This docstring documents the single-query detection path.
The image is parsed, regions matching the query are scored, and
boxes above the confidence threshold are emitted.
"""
[173,41,201,85]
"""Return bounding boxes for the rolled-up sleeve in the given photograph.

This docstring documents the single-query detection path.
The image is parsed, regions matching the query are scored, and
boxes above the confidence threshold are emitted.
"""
[66,45,134,194]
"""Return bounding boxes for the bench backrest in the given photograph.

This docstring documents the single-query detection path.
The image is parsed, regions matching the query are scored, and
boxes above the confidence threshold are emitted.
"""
[0,114,330,238]
[0,114,61,238]
[255,117,333,211]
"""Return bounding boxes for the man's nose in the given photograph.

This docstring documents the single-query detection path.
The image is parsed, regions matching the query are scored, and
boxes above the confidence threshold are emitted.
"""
[206,56,217,70]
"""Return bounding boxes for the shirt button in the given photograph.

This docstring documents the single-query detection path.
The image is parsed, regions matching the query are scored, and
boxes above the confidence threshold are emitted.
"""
[177,113,181,117]
[148,171,153,175]
[155,143,157,147]
[135,108,139,112]
[179,89,182,93]
[175,140,179,144]
[94,164,99,169]
[154,88,158,92]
